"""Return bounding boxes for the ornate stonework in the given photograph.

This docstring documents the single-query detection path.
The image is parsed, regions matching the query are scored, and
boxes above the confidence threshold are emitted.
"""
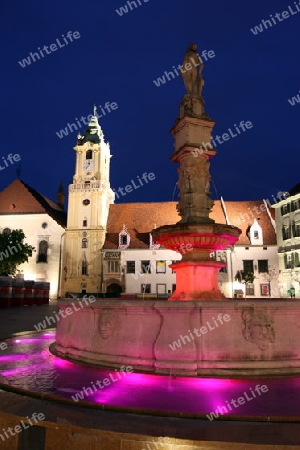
[242,308,275,350]
[98,309,118,339]
[176,153,214,223]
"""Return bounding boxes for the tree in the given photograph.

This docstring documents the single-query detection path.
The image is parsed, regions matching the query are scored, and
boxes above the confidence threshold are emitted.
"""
[0,229,35,277]
[235,270,255,298]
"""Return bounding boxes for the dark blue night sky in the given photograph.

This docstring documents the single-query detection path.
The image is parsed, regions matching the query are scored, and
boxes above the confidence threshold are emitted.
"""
[1,0,299,206]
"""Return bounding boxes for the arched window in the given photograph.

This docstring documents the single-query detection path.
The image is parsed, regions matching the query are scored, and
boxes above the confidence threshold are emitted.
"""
[82,259,88,275]
[37,240,48,263]
[82,238,88,248]
[86,150,92,160]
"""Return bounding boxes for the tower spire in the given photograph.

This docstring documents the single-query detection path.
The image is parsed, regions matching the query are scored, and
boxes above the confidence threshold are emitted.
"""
[77,106,103,144]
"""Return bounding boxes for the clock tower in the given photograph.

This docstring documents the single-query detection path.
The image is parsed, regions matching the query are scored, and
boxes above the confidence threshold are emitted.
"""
[60,109,115,296]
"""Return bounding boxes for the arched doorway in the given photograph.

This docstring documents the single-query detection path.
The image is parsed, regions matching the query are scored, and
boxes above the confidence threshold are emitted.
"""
[106,283,122,295]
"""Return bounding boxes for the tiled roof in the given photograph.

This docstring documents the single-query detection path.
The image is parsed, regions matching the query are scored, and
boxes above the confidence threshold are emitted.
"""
[104,200,276,249]
[0,179,67,227]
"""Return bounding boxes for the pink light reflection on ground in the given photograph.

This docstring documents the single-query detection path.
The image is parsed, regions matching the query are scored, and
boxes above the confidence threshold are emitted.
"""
[52,356,75,368]
[13,338,46,344]
[1,363,48,377]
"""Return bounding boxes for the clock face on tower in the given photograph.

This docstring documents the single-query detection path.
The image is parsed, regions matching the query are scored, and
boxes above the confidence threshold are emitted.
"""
[83,160,94,171]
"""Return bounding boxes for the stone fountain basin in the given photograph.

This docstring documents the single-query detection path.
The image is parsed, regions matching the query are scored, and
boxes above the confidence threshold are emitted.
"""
[51,299,300,377]
[152,223,241,253]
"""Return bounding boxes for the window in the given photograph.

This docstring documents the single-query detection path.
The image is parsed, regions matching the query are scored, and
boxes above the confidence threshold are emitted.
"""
[141,284,151,294]
[118,226,130,249]
[37,240,48,263]
[141,260,151,274]
[126,261,135,274]
[253,230,259,239]
[108,261,120,273]
[86,150,92,159]
[243,260,254,272]
[82,238,88,248]
[258,260,268,273]
[82,260,88,275]
[157,284,166,295]
[246,283,255,296]
[82,199,90,206]
[284,254,293,269]
[215,251,227,273]
[156,261,166,274]
[282,225,291,240]
[281,204,290,215]
[42,222,48,229]
[83,219,87,227]
[172,284,176,292]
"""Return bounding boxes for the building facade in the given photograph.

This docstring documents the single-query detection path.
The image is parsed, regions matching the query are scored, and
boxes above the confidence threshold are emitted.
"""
[0,179,66,299]
[102,200,279,298]
[60,112,115,296]
[0,121,282,300]
[273,184,300,298]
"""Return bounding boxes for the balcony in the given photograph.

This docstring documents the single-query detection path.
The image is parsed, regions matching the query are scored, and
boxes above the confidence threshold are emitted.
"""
[69,182,107,192]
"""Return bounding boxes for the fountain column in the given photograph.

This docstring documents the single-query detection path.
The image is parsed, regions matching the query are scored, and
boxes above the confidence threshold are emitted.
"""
[152,44,241,300]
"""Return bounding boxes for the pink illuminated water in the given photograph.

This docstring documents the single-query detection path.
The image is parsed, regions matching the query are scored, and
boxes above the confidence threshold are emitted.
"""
[0,332,299,417]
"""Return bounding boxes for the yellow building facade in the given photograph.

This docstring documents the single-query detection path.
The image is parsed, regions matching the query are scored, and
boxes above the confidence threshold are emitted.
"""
[60,112,114,296]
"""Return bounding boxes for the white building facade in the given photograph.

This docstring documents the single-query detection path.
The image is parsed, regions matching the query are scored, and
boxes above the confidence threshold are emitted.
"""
[0,179,66,299]
[273,184,300,298]
[103,200,280,298]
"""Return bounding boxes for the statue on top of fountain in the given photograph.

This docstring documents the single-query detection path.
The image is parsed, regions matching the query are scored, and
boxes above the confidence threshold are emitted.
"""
[180,43,211,120]
[182,43,204,97]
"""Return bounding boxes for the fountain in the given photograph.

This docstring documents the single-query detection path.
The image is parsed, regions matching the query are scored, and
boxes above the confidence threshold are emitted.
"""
[51,44,300,378]
[1,43,300,450]
[152,43,241,301]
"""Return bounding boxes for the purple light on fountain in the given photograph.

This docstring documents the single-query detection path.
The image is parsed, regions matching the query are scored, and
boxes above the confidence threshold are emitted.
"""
[0,331,300,416]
